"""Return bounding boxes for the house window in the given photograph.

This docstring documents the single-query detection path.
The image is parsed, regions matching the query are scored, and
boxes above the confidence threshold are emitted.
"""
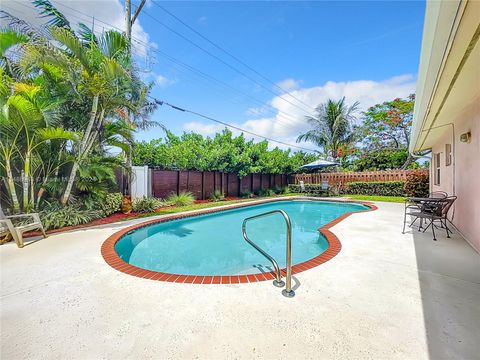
[445,144,452,166]
[434,153,441,185]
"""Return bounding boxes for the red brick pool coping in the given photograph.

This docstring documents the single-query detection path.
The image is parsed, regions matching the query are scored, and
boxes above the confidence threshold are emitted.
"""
[101,197,377,284]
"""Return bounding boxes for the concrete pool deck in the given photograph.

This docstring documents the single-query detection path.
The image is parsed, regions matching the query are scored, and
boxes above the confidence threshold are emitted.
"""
[1,199,479,359]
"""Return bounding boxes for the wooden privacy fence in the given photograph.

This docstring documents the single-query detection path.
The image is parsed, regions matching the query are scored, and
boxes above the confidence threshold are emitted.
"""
[293,170,428,186]
[151,170,291,200]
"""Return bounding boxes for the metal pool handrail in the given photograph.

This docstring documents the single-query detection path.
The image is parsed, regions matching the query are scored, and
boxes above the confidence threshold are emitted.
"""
[241,210,295,298]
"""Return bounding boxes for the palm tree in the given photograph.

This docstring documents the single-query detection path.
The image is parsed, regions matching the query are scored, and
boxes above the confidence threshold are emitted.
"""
[22,26,142,205]
[0,68,76,212]
[1,3,157,210]
[297,97,359,161]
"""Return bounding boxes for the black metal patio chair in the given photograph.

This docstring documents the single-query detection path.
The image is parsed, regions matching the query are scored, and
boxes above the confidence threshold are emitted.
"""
[403,196,457,241]
[403,192,448,228]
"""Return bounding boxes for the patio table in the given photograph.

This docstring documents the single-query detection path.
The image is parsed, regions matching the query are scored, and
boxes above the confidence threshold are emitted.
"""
[404,197,446,230]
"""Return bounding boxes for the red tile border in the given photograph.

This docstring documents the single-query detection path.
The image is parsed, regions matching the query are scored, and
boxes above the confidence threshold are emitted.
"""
[101,197,377,284]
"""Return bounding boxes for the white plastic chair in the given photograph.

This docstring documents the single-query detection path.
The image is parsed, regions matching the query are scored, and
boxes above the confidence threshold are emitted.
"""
[299,181,305,192]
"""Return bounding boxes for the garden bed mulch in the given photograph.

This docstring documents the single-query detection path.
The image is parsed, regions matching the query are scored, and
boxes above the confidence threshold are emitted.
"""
[21,197,243,239]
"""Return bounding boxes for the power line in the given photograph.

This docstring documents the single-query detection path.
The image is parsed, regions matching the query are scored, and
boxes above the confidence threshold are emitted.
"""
[4,1,316,152]
[150,0,317,112]
[39,1,307,129]
[132,2,316,117]
[153,98,317,152]
[129,37,304,127]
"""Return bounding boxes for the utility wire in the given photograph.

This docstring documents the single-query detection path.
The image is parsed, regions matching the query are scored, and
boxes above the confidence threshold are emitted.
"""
[150,0,317,112]
[153,98,317,152]
[4,1,316,152]
[133,2,316,116]
[41,1,307,129]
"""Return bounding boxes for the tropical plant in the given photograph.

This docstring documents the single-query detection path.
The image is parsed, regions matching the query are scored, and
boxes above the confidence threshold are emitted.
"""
[297,97,358,161]
[40,204,101,230]
[0,2,157,214]
[240,191,254,199]
[210,190,225,202]
[132,196,164,213]
[166,192,195,207]
[98,192,123,216]
[0,67,76,213]
[256,188,275,197]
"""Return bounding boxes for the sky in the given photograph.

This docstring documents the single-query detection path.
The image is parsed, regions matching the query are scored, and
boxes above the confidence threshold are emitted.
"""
[2,0,426,151]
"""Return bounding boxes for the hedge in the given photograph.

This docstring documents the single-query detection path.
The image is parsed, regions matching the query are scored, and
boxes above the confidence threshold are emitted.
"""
[290,175,429,197]
[343,181,405,196]
[404,170,429,197]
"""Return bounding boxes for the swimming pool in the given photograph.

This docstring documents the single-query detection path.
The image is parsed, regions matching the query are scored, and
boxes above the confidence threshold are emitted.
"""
[102,199,373,283]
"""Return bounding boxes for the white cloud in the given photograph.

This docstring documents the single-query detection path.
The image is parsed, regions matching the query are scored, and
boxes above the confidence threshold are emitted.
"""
[1,0,155,57]
[198,16,207,23]
[276,78,302,91]
[182,74,417,151]
[183,122,225,136]
[155,74,176,88]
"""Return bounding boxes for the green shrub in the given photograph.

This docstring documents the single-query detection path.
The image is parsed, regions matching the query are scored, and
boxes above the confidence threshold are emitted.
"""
[256,188,275,197]
[132,197,164,213]
[273,187,283,194]
[404,171,429,197]
[240,191,255,199]
[344,181,404,196]
[98,192,123,216]
[41,204,101,230]
[166,191,195,207]
[210,190,225,202]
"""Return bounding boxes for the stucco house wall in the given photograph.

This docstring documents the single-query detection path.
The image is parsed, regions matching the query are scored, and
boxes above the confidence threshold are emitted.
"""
[430,99,480,252]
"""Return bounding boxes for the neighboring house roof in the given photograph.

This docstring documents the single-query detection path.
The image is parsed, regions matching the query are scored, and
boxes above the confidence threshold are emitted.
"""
[410,0,480,153]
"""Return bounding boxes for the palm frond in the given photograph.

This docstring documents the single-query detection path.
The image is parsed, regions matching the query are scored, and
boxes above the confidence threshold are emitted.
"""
[100,57,129,81]
[77,23,98,45]
[0,28,29,58]
[99,30,129,60]
[48,27,91,73]
[34,127,78,142]
[32,0,71,29]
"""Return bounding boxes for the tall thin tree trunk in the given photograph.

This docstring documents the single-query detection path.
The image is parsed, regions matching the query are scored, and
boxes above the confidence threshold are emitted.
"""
[5,160,20,213]
[83,108,105,156]
[30,174,34,210]
[61,161,79,206]
[61,95,99,206]
[22,151,33,212]
[36,182,46,210]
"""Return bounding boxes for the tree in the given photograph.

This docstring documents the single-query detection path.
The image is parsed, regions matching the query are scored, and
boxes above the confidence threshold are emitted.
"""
[132,128,317,175]
[0,67,75,212]
[355,94,415,168]
[296,97,358,161]
[0,3,155,212]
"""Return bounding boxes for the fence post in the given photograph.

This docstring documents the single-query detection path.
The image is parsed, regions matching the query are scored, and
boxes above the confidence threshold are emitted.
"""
[176,171,180,195]
[201,171,205,200]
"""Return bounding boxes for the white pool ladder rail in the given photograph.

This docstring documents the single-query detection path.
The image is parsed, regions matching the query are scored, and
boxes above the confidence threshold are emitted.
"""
[241,209,295,298]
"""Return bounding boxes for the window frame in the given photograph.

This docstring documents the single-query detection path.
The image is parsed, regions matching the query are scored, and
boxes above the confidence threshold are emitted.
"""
[434,152,441,185]
[445,143,452,166]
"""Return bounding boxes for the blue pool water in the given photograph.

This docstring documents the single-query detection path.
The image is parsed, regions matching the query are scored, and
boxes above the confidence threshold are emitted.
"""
[115,200,368,275]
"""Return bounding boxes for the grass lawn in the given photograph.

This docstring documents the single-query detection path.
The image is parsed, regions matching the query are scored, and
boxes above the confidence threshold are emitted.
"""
[343,194,406,203]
